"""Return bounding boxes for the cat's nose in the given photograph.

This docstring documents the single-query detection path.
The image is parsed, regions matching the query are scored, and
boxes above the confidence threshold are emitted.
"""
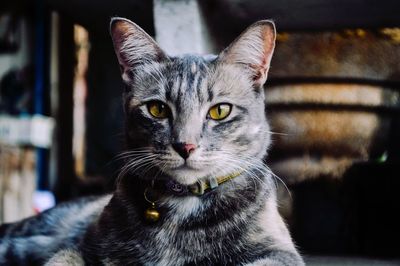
[172,142,196,159]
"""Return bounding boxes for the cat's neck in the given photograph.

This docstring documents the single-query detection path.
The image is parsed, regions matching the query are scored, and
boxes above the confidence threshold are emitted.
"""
[113,168,272,226]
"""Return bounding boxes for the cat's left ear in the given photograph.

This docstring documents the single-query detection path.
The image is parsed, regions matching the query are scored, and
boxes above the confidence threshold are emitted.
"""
[110,17,167,83]
[218,20,276,88]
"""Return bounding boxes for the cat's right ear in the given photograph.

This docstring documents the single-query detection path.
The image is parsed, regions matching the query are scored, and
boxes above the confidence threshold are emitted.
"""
[110,17,166,83]
[218,20,276,89]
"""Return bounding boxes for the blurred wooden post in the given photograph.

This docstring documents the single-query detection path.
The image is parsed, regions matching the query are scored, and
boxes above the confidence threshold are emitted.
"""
[53,15,75,202]
[153,0,217,55]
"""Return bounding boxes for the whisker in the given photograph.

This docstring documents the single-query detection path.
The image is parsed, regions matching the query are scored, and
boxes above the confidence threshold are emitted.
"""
[264,130,290,136]
[116,153,159,183]
[213,149,292,198]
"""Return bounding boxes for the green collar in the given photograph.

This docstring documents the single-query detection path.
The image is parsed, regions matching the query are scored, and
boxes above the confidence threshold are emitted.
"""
[187,171,244,195]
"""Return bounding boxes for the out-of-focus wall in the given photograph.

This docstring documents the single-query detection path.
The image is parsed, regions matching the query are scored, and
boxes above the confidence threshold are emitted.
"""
[0,17,31,78]
[0,14,36,223]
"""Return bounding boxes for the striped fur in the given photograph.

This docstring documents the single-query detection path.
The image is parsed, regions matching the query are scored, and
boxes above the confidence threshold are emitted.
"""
[0,18,304,265]
[0,196,111,265]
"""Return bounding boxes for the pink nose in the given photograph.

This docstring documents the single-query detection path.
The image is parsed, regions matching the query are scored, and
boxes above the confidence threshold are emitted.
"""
[172,143,197,159]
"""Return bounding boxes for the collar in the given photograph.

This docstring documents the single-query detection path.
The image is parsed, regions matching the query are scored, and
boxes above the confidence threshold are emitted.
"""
[159,171,244,196]
[143,171,244,222]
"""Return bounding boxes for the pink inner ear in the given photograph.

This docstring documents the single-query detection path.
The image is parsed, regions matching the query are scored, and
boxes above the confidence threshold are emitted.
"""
[250,56,269,84]
[111,22,134,65]
[253,28,275,85]
[250,57,268,80]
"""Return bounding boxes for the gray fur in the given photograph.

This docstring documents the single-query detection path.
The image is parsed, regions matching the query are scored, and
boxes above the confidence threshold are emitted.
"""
[0,18,304,265]
[45,250,84,266]
[0,196,110,265]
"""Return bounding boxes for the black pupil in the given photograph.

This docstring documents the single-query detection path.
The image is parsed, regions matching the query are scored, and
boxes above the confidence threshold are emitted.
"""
[217,105,222,115]
[158,103,164,112]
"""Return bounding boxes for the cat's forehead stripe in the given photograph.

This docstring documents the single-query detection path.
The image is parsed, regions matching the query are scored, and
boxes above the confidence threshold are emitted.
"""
[164,56,210,109]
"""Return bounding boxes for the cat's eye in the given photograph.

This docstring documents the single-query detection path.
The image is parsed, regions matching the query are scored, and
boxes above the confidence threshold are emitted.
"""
[147,101,169,119]
[208,103,232,120]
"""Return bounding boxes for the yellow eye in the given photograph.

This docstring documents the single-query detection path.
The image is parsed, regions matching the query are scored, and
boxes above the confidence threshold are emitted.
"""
[208,103,232,120]
[147,101,169,119]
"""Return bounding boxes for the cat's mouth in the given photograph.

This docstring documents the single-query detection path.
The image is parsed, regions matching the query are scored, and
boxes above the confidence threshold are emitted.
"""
[165,157,205,171]
[171,161,197,170]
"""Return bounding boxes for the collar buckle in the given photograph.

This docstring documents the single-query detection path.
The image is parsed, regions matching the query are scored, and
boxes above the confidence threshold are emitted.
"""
[188,181,207,196]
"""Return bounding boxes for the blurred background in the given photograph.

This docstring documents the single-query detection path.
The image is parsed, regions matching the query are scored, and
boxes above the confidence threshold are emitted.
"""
[0,0,399,264]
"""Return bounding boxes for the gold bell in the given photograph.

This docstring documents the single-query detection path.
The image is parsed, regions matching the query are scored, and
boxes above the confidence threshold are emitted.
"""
[144,203,160,222]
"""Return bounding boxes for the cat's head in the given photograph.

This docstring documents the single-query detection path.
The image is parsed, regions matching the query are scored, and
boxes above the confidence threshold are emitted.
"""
[110,18,275,185]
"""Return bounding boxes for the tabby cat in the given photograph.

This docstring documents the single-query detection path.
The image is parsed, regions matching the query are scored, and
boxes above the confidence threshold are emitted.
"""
[0,17,304,265]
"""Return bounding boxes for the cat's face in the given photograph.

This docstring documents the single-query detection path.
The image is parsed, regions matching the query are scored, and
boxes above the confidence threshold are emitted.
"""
[111,18,276,185]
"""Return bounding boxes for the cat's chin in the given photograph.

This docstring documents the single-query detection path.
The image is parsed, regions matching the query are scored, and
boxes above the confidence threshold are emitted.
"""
[163,167,208,185]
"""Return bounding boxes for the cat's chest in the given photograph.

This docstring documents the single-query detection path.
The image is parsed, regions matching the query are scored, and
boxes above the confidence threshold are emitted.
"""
[89,191,267,265]
[100,219,251,266]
